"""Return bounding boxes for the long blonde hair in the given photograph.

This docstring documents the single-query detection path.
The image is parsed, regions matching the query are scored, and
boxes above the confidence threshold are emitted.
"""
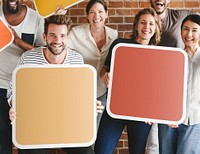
[132,8,162,45]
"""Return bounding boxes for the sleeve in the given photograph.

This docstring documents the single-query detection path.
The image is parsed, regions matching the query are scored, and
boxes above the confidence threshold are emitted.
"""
[34,16,45,47]
[179,10,195,19]
[7,55,25,105]
[67,27,77,50]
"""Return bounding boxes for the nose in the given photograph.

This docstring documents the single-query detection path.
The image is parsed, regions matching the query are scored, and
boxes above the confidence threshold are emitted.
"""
[145,22,150,29]
[54,36,61,42]
[94,12,99,17]
[187,30,192,36]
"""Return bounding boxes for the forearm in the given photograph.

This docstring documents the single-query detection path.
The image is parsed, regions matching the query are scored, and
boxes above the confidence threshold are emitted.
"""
[14,38,34,51]
[100,65,109,78]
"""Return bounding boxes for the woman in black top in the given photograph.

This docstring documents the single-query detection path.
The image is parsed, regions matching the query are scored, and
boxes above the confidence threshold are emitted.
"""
[94,8,162,154]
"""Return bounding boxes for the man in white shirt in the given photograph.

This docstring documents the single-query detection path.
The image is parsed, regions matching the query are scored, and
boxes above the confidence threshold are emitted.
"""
[0,0,44,153]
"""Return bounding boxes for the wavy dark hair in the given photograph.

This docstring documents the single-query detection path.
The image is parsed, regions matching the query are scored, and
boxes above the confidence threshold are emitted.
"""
[131,8,162,45]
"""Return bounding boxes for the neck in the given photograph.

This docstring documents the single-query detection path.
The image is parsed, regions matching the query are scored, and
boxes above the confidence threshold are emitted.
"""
[136,38,149,45]
[90,25,104,36]
[157,9,167,20]
[90,25,106,50]
[185,45,199,58]
[43,48,67,64]
[3,5,27,26]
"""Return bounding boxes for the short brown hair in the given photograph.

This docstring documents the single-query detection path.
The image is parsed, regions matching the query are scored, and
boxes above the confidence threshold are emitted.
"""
[44,15,72,35]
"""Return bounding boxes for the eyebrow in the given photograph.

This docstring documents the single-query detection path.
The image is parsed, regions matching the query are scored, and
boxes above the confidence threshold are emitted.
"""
[183,25,198,30]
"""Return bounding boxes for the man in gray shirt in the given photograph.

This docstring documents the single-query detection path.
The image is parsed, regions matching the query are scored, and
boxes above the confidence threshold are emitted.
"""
[151,0,193,48]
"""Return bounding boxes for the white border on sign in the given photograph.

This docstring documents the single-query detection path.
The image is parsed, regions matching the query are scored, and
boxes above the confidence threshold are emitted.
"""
[0,16,14,52]
[106,43,188,125]
[12,64,97,149]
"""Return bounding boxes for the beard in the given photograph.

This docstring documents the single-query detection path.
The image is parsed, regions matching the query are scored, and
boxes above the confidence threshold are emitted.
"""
[5,0,19,14]
[150,1,169,15]
[46,43,66,55]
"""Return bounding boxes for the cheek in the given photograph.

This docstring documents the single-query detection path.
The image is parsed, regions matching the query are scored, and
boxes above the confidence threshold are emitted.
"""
[87,15,92,22]
[181,31,186,38]
[196,33,200,40]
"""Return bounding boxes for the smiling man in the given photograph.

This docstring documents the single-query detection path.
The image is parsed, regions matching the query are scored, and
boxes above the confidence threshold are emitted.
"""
[0,0,44,153]
[7,14,102,154]
[150,0,194,48]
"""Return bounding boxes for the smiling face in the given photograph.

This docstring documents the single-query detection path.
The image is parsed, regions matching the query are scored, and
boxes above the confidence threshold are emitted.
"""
[181,20,200,48]
[3,0,22,14]
[87,2,108,29]
[136,14,156,45]
[43,24,68,56]
[150,0,170,15]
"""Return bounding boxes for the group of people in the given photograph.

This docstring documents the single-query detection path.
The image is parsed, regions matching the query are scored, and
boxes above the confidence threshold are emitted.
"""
[0,0,200,154]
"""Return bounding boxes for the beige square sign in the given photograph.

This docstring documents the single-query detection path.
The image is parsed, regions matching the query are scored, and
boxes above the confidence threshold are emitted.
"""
[12,64,96,149]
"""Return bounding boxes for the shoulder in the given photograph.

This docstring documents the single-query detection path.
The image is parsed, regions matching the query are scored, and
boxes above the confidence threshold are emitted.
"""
[113,38,132,45]
[25,5,42,21]
[67,49,84,60]
[168,8,194,18]
[69,24,88,36]
[22,47,43,58]
[105,26,118,38]
[110,38,132,50]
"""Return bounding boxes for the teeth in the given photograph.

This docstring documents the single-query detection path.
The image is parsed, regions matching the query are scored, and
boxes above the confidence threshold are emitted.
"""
[142,30,150,34]
[9,2,17,7]
[185,38,193,41]
[9,2,16,5]
[156,2,164,6]
[94,20,101,23]
[52,44,61,48]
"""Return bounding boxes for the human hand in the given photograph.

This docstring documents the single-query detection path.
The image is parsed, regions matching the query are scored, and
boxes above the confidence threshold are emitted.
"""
[96,100,104,116]
[102,72,110,88]
[168,124,179,128]
[55,5,68,15]
[9,108,16,125]
[145,121,155,125]
[9,26,21,46]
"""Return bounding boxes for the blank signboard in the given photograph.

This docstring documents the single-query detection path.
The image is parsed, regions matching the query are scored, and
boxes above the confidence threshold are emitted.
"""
[0,17,13,51]
[12,65,96,149]
[33,0,84,17]
[107,43,188,124]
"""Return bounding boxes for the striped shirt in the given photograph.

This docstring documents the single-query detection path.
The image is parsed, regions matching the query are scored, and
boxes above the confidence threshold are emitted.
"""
[18,47,83,65]
[7,47,84,101]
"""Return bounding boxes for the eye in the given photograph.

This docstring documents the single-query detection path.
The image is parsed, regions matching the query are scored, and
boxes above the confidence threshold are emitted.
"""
[99,10,104,14]
[61,34,67,38]
[183,27,189,31]
[89,10,94,14]
[140,21,145,25]
[49,34,56,38]
[150,22,155,26]
[192,29,198,32]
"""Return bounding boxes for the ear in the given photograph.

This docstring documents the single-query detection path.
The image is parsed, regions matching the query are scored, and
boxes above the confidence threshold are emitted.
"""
[86,14,91,24]
[43,33,47,42]
[105,11,108,19]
